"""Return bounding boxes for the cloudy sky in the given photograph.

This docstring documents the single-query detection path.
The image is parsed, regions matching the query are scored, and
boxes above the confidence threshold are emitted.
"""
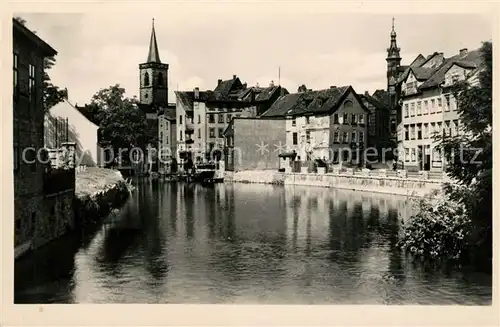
[15,4,493,105]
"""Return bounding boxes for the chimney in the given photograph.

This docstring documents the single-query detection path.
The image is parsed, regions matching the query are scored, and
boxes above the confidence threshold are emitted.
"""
[218,79,222,86]
[330,86,335,89]
[269,80,275,87]
[459,48,468,57]
[194,87,199,100]
[364,91,370,96]
[233,74,236,80]
[62,87,68,100]
[242,83,247,88]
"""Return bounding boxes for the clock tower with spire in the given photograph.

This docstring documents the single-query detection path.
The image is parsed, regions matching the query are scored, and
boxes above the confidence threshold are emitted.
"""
[386,17,402,110]
[139,18,169,110]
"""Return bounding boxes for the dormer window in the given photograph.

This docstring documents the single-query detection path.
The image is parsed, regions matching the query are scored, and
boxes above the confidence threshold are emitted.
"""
[451,74,460,84]
[343,100,353,109]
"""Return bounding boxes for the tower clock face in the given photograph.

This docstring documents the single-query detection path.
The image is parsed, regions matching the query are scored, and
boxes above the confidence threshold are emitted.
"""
[389,86,395,93]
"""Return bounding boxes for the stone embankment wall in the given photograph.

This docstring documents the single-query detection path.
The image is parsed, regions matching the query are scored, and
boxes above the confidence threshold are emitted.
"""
[225,170,444,197]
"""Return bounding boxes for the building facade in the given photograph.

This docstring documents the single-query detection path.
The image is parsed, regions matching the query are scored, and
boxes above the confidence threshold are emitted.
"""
[223,117,286,171]
[175,76,287,168]
[14,18,76,256]
[397,47,484,171]
[261,86,370,166]
[158,103,177,173]
[45,97,104,167]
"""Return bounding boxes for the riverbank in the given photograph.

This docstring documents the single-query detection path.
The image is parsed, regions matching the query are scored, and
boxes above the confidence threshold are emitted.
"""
[74,167,132,229]
[225,170,444,197]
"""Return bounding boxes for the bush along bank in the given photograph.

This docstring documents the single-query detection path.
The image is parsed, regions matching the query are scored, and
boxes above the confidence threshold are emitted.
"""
[398,185,491,272]
[73,180,131,230]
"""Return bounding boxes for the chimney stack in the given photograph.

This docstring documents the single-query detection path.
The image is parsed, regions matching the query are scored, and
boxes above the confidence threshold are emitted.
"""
[330,86,335,89]
[194,87,199,100]
[233,74,236,80]
[459,48,468,57]
[364,91,370,96]
[269,80,275,87]
[218,79,222,86]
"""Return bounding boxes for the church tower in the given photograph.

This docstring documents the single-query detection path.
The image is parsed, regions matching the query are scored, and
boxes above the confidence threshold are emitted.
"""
[386,17,401,110]
[139,19,169,109]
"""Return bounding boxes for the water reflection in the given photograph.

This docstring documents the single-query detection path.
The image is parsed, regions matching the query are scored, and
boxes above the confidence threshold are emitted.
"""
[15,181,492,304]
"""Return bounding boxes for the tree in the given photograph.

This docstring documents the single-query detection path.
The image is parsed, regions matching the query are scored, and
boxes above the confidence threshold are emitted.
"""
[14,16,67,111]
[436,41,492,267]
[90,84,154,165]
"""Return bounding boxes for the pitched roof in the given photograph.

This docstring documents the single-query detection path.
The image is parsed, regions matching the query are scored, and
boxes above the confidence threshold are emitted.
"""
[214,76,243,94]
[147,20,161,63]
[359,93,390,112]
[419,48,482,89]
[13,18,57,56]
[260,86,358,117]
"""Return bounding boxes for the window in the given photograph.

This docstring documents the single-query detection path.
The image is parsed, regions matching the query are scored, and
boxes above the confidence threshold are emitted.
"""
[417,101,422,115]
[423,123,429,138]
[180,131,183,141]
[13,53,18,89]
[410,103,415,116]
[144,72,150,86]
[343,113,349,124]
[208,114,215,123]
[417,124,422,140]
[445,95,451,111]
[454,120,460,135]
[437,98,442,112]
[359,131,364,143]
[452,74,460,84]
[226,114,232,123]
[351,114,357,124]
[292,118,296,126]
[405,148,410,162]
[218,114,224,123]
[160,132,163,143]
[306,131,310,142]
[411,148,416,162]
[333,114,339,124]
[198,115,201,124]
[404,125,409,140]
[359,114,364,124]
[445,120,451,136]
[218,128,224,138]
[344,100,353,108]
[179,115,183,124]
[351,131,357,143]
[334,131,339,143]
[450,95,457,111]
[410,124,415,139]
[423,100,429,114]
[26,147,37,172]
[292,132,298,145]
[430,99,435,114]
[342,132,348,143]
[198,128,201,138]
[157,72,164,86]
[166,136,169,144]
[437,122,442,136]
[209,128,215,138]
[29,64,35,102]
[404,103,409,118]
[430,123,436,136]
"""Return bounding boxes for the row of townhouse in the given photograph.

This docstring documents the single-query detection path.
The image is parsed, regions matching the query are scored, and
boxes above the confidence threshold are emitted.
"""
[396,48,484,172]
[223,85,392,171]
[174,75,288,168]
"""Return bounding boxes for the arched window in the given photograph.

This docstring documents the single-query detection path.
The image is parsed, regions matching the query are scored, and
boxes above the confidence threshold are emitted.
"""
[157,72,164,86]
[144,72,150,86]
[344,100,353,108]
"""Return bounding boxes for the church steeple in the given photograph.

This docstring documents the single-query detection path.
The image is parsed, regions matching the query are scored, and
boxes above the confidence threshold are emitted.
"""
[147,18,161,63]
[139,18,169,107]
[386,17,401,61]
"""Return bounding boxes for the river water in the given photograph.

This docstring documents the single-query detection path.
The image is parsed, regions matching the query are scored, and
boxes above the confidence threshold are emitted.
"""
[15,180,492,304]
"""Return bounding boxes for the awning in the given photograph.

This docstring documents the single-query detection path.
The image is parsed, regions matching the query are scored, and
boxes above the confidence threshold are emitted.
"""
[278,151,297,158]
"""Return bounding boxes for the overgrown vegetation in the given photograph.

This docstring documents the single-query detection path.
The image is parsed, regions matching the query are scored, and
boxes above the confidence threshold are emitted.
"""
[399,41,492,270]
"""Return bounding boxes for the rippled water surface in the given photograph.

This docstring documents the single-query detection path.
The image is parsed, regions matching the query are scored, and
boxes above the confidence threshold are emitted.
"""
[15,181,492,304]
